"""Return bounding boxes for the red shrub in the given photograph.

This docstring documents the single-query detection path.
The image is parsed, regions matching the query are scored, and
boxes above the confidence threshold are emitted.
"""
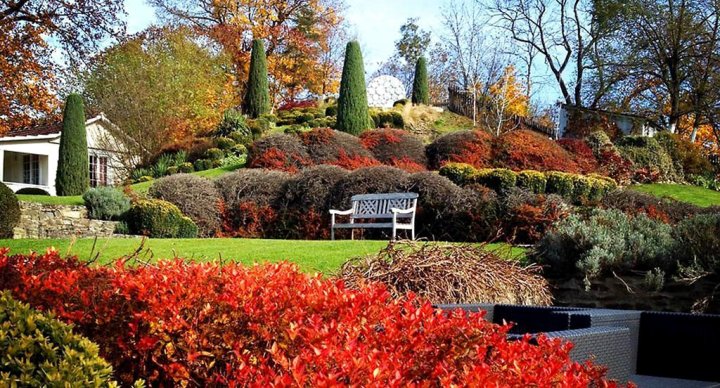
[502,191,570,244]
[220,201,278,238]
[300,128,379,169]
[360,129,428,167]
[0,248,622,386]
[248,135,311,173]
[494,130,582,173]
[278,99,318,111]
[427,130,494,169]
[557,138,600,174]
[388,157,427,172]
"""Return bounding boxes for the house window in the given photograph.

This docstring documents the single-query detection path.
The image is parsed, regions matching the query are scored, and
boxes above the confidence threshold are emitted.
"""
[89,155,108,187]
[22,154,39,185]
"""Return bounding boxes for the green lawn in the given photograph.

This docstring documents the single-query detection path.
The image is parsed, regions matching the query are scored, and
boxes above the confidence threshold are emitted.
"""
[630,183,720,207]
[0,238,524,274]
[16,194,84,206]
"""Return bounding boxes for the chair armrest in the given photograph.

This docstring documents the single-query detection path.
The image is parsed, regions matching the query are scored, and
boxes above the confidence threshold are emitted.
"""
[391,207,414,214]
[329,208,354,215]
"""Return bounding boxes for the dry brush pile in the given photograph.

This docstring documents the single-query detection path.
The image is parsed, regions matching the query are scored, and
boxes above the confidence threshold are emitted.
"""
[341,242,552,305]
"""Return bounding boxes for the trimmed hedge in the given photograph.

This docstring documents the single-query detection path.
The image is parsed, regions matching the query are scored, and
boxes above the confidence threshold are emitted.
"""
[149,174,222,237]
[439,163,617,203]
[370,110,405,129]
[300,127,379,169]
[0,291,115,386]
[494,130,582,173]
[126,199,198,238]
[0,182,20,238]
[247,134,311,173]
[360,128,427,170]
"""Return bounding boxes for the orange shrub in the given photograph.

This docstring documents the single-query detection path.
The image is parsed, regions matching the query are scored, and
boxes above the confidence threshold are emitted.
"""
[494,130,582,173]
[426,130,493,169]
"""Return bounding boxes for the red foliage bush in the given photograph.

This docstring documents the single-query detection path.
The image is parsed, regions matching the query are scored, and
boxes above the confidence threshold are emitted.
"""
[300,128,379,169]
[360,129,428,168]
[494,130,582,173]
[501,189,570,244]
[278,99,318,111]
[248,134,311,173]
[557,138,600,174]
[426,130,493,169]
[0,248,621,386]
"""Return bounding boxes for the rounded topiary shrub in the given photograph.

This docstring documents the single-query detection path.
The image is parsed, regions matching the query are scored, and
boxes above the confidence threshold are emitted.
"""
[215,169,291,237]
[0,182,20,238]
[149,174,222,237]
[360,129,427,171]
[516,170,547,194]
[82,187,131,221]
[0,291,115,386]
[126,199,198,238]
[494,130,581,173]
[299,127,379,169]
[471,168,518,193]
[279,165,350,239]
[426,130,493,170]
[329,166,411,210]
[247,134,311,173]
[407,172,499,241]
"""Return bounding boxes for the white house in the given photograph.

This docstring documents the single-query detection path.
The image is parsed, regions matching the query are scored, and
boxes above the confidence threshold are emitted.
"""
[0,114,126,196]
[556,103,662,139]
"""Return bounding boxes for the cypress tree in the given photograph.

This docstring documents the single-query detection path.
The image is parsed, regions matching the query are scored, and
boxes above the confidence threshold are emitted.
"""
[243,39,270,118]
[411,57,429,105]
[55,94,89,196]
[336,41,372,135]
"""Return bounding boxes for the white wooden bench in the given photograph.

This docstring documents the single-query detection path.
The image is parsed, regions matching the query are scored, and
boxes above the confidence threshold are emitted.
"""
[330,193,418,240]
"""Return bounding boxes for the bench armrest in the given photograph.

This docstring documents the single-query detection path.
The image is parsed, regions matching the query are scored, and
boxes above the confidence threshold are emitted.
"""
[390,207,414,214]
[329,208,354,216]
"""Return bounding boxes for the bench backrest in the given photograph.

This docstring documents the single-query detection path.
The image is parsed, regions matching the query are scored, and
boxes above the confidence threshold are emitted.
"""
[350,193,418,219]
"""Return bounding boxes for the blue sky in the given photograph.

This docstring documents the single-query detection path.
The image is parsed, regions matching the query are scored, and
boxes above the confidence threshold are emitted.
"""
[123,0,445,74]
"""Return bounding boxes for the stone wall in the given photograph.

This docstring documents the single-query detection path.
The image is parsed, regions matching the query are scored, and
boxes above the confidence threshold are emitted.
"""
[13,201,118,239]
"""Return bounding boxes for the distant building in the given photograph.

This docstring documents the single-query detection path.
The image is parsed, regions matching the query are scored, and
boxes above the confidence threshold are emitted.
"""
[557,104,662,139]
[0,114,126,196]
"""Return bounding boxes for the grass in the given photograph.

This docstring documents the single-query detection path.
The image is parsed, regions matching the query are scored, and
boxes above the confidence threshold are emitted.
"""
[630,183,720,207]
[16,194,84,206]
[0,238,525,274]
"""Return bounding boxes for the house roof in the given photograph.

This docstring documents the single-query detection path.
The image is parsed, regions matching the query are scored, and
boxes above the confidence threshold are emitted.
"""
[0,114,109,141]
[2,122,62,138]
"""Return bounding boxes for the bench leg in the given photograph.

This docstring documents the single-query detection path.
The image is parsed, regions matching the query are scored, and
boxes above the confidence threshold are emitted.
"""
[331,227,335,241]
[411,227,415,241]
[351,229,354,240]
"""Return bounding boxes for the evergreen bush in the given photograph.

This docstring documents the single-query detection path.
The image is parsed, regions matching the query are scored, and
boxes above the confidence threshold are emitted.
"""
[126,199,198,238]
[411,57,429,105]
[336,41,372,135]
[0,182,20,238]
[82,187,131,221]
[55,94,89,196]
[243,39,270,118]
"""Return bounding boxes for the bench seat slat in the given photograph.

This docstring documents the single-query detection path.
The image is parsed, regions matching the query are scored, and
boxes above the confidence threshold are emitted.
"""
[351,214,412,219]
[333,222,413,229]
[351,193,419,201]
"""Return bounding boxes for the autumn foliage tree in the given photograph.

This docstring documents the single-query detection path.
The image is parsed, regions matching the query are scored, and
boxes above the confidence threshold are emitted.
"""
[83,27,237,165]
[0,0,125,135]
[149,0,347,102]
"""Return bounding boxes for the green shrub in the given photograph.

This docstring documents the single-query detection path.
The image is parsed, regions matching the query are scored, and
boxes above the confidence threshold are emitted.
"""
[0,291,116,386]
[126,199,198,238]
[325,105,338,116]
[617,136,679,182]
[205,147,225,161]
[336,41,372,135]
[216,137,236,150]
[167,166,179,175]
[0,182,20,238]
[438,162,478,185]
[179,162,194,173]
[411,57,429,105]
[55,94,90,196]
[230,144,248,156]
[261,113,278,123]
[138,176,153,183]
[393,99,409,108]
[150,174,222,237]
[471,168,517,193]
[587,175,617,202]
[370,110,405,129]
[194,159,213,171]
[570,175,593,203]
[82,187,131,221]
[545,172,575,198]
[533,208,675,281]
[216,108,251,139]
[243,39,270,118]
[130,167,152,182]
[152,154,173,178]
[516,170,547,194]
[655,132,714,177]
[248,117,271,138]
[673,214,720,274]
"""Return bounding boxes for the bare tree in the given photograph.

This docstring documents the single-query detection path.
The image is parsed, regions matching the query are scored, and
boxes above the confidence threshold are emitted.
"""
[492,0,610,107]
